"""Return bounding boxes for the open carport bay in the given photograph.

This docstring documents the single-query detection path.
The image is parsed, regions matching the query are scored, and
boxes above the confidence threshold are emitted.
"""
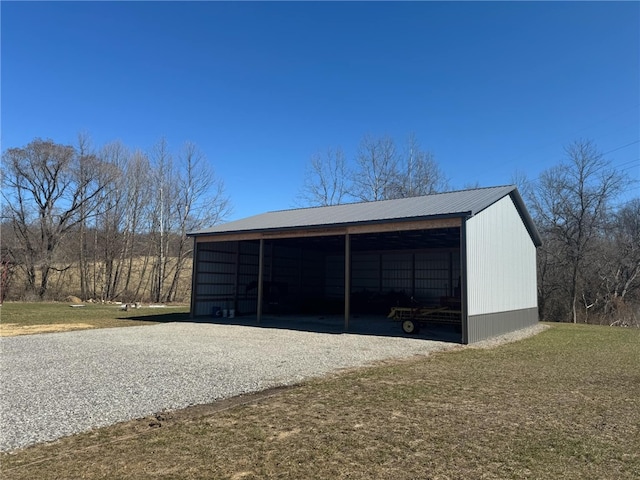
[193,227,462,325]
[0,321,458,452]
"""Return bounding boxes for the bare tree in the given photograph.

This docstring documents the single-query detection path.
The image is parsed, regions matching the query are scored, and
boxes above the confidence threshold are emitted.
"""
[148,138,174,303]
[611,198,640,302]
[1,134,233,303]
[595,198,640,324]
[350,134,398,202]
[93,141,129,301]
[165,142,231,302]
[298,147,349,206]
[528,139,627,323]
[76,132,93,300]
[2,138,118,298]
[388,133,449,198]
[510,169,531,198]
[117,150,153,301]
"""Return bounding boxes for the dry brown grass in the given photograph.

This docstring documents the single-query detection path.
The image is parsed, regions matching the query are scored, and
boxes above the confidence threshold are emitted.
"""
[1,323,639,479]
[0,302,190,337]
[0,322,96,336]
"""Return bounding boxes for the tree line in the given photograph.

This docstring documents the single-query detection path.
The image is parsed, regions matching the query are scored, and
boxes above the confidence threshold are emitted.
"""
[1,135,231,303]
[522,140,638,326]
[2,133,638,326]
[299,135,639,327]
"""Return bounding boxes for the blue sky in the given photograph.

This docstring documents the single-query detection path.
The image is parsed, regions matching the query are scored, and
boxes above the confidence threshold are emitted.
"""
[2,1,638,221]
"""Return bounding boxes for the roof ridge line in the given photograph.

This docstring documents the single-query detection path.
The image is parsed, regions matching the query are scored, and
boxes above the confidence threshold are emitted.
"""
[267,185,516,215]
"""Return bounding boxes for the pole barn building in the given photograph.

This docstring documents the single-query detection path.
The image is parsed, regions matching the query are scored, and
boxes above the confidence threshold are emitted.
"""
[187,185,542,344]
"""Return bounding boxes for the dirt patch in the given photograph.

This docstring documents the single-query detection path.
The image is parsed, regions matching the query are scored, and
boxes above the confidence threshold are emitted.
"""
[0,323,96,337]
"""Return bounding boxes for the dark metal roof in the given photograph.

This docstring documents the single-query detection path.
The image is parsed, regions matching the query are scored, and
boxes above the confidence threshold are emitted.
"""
[189,185,542,246]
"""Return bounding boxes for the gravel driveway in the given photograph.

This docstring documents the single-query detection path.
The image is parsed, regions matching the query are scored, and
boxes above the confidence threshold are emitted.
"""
[0,321,459,452]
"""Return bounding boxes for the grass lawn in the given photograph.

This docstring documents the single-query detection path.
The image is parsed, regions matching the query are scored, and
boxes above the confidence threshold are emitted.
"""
[0,302,191,336]
[1,323,639,479]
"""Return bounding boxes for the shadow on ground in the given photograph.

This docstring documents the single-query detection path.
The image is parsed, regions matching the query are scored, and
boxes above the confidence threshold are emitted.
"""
[119,312,193,323]
[150,313,462,343]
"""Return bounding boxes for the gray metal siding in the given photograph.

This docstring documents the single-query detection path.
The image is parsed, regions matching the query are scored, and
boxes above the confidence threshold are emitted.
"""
[468,308,539,342]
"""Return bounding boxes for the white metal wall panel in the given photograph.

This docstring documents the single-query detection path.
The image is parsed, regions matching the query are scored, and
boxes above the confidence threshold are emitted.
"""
[465,196,537,316]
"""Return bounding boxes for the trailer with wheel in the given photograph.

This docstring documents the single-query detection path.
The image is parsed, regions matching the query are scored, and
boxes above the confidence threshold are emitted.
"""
[388,304,462,334]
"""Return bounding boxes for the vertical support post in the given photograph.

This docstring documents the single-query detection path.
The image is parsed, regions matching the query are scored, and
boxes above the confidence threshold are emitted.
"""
[378,253,383,295]
[234,241,240,315]
[298,247,303,292]
[449,251,454,297]
[460,219,469,344]
[257,239,264,324]
[411,252,416,299]
[344,233,351,331]
[269,242,274,283]
[189,238,198,318]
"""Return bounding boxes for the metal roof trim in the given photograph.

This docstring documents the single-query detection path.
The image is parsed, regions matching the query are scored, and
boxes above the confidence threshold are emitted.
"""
[508,190,543,247]
[189,211,471,238]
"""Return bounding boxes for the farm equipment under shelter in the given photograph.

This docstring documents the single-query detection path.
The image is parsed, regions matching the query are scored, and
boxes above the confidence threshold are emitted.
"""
[388,297,462,334]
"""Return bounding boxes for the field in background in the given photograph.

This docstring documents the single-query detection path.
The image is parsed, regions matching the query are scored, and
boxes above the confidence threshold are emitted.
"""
[1,323,639,479]
[0,302,190,336]
[2,257,194,304]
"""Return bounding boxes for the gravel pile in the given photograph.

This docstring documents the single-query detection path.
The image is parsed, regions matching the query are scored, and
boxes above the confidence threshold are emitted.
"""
[0,321,544,452]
